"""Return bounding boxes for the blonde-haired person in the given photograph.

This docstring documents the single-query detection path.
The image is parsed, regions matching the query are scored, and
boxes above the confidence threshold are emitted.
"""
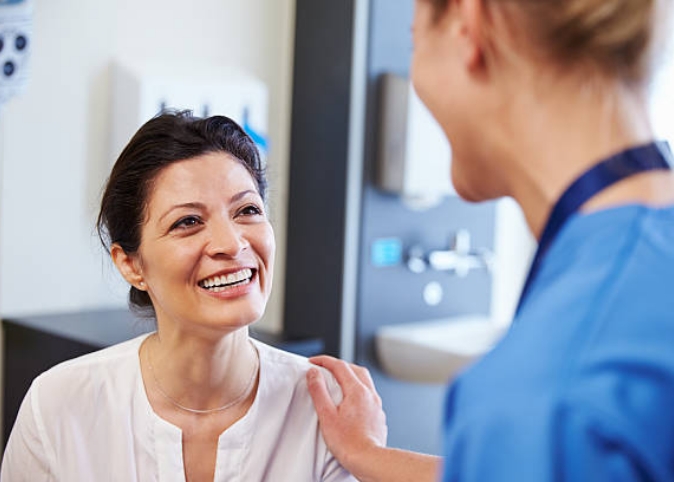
[306,0,674,481]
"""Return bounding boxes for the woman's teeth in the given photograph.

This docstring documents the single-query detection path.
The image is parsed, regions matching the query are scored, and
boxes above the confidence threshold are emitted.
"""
[199,268,253,291]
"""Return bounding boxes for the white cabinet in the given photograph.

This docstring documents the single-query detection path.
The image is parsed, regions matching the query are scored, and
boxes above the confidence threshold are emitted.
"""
[110,60,268,165]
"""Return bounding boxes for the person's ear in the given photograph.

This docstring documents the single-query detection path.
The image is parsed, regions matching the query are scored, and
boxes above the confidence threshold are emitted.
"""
[110,243,146,291]
[453,0,488,71]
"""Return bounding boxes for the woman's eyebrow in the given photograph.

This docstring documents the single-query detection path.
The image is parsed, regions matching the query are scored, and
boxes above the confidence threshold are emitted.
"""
[230,190,259,203]
[158,202,206,223]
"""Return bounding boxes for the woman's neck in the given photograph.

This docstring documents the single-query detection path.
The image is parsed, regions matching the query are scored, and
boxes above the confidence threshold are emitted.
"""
[144,326,258,413]
[495,77,659,239]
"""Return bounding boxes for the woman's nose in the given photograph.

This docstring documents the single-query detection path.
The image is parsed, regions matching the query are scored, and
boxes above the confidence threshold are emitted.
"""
[206,219,248,258]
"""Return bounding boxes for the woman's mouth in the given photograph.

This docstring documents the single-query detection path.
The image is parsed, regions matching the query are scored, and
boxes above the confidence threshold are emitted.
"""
[198,268,254,292]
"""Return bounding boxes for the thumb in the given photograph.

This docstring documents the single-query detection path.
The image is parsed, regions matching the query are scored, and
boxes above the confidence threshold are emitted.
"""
[307,367,337,420]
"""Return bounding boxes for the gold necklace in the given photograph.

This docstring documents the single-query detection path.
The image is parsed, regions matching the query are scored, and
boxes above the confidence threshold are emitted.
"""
[146,336,259,415]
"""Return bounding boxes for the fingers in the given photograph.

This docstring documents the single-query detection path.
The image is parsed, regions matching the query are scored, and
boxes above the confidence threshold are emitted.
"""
[351,364,377,393]
[309,356,363,390]
[309,355,342,370]
[306,368,337,419]
[311,355,377,392]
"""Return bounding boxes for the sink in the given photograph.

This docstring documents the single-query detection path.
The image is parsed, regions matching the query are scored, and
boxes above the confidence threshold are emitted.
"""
[375,315,508,384]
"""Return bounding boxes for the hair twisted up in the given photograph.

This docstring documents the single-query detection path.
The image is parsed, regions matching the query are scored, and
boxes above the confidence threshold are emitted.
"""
[426,0,662,84]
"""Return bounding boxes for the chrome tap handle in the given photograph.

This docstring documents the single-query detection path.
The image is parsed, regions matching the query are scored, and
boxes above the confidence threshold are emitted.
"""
[406,230,494,276]
[427,229,494,277]
[453,229,471,255]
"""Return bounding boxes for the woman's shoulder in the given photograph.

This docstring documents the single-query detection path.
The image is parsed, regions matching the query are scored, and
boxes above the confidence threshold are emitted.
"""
[31,334,148,401]
[252,339,343,403]
[252,338,309,367]
[40,333,146,373]
[566,203,674,248]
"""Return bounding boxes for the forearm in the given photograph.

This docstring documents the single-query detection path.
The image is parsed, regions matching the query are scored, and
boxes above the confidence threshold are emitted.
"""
[347,446,442,482]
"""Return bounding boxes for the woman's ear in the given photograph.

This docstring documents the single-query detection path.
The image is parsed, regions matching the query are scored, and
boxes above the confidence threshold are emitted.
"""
[110,244,146,290]
[453,0,488,71]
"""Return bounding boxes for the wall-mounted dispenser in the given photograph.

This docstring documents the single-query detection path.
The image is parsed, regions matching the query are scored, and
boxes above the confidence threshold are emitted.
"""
[0,0,32,106]
[377,73,453,209]
[110,60,268,165]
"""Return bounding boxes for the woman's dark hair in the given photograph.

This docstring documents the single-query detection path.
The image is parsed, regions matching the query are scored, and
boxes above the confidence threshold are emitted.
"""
[96,110,267,316]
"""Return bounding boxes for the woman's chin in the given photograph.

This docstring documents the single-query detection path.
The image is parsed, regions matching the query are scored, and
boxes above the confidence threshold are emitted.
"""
[451,165,502,203]
[192,306,267,334]
[452,177,490,203]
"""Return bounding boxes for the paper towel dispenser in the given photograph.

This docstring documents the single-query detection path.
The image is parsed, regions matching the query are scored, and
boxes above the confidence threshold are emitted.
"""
[376,73,454,209]
[110,59,269,166]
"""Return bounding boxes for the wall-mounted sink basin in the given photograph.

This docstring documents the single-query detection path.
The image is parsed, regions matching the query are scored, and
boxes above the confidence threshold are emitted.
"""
[375,316,508,384]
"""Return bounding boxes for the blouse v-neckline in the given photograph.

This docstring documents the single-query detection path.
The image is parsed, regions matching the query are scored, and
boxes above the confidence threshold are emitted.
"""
[133,334,263,482]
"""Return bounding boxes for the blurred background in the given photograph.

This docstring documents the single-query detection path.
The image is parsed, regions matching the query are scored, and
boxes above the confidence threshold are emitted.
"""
[1,0,672,456]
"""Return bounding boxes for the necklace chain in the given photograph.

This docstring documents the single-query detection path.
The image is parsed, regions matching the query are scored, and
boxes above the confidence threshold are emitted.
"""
[146,336,259,415]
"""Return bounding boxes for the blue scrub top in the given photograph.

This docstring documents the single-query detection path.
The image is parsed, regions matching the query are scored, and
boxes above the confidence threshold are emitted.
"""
[442,204,674,481]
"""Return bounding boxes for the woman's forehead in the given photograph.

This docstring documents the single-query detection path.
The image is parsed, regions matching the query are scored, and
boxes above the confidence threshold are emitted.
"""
[147,153,259,208]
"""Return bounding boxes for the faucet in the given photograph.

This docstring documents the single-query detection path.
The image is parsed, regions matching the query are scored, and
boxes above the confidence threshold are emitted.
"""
[406,229,494,277]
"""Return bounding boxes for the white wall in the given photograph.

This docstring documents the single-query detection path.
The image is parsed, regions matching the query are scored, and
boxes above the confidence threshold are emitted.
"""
[651,45,674,145]
[0,0,296,334]
[491,198,535,326]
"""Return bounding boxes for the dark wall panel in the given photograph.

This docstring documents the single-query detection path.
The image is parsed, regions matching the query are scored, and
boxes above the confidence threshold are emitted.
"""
[284,0,355,355]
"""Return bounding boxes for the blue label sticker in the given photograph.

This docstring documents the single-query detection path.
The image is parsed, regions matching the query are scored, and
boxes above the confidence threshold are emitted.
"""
[242,106,268,153]
[371,238,403,267]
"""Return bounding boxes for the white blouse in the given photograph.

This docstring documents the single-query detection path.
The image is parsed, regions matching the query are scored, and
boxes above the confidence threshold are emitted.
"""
[1,334,355,482]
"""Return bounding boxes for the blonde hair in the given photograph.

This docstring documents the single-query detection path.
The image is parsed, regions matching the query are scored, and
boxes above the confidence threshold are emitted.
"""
[428,0,663,84]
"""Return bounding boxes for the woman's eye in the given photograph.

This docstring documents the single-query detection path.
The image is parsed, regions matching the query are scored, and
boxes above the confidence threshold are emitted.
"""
[170,216,202,231]
[238,205,263,217]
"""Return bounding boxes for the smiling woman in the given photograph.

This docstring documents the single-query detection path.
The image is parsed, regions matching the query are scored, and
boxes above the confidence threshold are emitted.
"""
[1,112,356,482]
[110,151,275,335]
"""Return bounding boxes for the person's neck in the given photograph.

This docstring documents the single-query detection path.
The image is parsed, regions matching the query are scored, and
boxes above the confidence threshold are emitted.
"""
[147,325,258,411]
[495,77,657,239]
